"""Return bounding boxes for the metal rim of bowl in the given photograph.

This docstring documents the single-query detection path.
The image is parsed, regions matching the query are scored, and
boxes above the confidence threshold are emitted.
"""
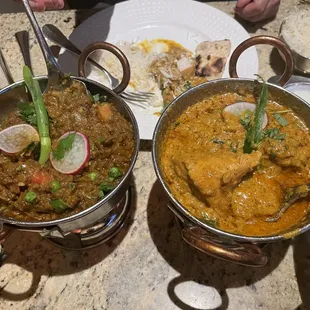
[0,75,140,228]
[152,77,310,244]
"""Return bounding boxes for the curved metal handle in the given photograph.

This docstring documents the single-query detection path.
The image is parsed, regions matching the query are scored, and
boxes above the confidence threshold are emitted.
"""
[78,42,131,94]
[182,225,268,267]
[229,35,294,87]
[22,0,64,78]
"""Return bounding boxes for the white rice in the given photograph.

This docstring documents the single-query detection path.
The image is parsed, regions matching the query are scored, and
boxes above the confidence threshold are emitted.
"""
[281,9,310,59]
[90,41,164,109]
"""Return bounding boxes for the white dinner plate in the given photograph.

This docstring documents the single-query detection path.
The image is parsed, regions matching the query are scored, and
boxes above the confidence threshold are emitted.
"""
[58,0,258,140]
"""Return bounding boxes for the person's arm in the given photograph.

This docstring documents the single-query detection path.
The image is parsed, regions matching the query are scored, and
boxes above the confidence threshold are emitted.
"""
[15,0,64,12]
[235,0,281,22]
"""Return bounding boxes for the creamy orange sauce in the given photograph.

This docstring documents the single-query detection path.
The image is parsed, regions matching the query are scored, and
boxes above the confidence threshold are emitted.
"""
[161,92,310,236]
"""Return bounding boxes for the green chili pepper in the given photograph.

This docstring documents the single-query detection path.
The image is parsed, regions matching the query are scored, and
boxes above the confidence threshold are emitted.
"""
[243,76,268,154]
[23,66,51,165]
[50,180,61,193]
[25,191,37,203]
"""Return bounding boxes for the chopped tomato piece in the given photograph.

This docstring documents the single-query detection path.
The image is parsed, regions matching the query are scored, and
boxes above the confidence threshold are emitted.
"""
[30,170,52,186]
[97,104,113,122]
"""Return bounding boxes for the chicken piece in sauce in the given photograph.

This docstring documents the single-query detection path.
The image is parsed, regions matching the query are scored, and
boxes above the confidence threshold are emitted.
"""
[172,151,261,214]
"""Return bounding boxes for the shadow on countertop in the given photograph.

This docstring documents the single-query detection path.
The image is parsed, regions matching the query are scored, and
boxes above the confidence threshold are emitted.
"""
[147,180,290,310]
[0,183,138,302]
[293,232,310,310]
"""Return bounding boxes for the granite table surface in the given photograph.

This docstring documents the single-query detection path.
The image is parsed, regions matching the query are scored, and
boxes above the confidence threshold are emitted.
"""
[0,1,310,309]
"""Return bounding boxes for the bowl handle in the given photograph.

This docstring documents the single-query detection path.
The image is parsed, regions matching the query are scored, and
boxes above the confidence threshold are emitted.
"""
[229,35,294,86]
[181,225,268,267]
[78,41,131,94]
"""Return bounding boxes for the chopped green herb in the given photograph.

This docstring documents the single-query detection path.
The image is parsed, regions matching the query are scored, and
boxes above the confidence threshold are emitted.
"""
[264,128,286,141]
[50,199,68,213]
[98,190,105,198]
[52,133,76,160]
[212,139,224,145]
[16,165,26,172]
[270,151,277,160]
[99,182,115,193]
[50,180,61,193]
[88,172,98,181]
[240,110,252,130]
[92,93,108,103]
[17,102,37,126]
[108,167,122,180]
[230,142,238,153]
[68,183,76,190]
[257,163,264,171]
[201,213,217,227]
[25,191,37,203]
[184,80,192,90]
[92,93,100,102]
[274,112,288,127]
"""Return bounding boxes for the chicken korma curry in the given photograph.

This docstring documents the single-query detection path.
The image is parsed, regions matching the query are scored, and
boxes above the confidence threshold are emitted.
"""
[161,82,310,236]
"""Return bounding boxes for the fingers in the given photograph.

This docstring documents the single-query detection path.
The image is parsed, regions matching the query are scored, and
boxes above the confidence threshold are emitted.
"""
[23,0,64,11]
[29,0,46,12]
[235,0,280,22]
[235,0,268,19]
[236,0,253,9]
[45,0,64,9]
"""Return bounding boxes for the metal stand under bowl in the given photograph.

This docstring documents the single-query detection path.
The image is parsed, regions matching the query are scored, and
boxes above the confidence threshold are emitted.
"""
[45,186,134,250]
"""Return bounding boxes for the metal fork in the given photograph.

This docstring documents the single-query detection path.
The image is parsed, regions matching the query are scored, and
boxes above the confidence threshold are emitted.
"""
[0,48,14,85]
[42,24,154,109]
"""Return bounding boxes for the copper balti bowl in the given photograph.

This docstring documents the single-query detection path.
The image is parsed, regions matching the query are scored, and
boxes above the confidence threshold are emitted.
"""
[152,36,310,267]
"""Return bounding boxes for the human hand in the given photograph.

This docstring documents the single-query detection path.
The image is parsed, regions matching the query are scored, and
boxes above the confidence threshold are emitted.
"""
[16,0,64,12]
[235,0,281,22]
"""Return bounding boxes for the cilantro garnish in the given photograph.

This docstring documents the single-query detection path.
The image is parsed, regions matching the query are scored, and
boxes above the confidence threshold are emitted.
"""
[240,110,252,130]
[201,213,217,227]
[53,133,76,160]
[264,128,286,141]
[17,102,37,126]
[92,93,108,103]
[212,139,224,145]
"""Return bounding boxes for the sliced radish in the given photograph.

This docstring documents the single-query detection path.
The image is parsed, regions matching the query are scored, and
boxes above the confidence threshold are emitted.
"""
[223,102,268,129]
[0,124,39,154]
[50,132,90,175]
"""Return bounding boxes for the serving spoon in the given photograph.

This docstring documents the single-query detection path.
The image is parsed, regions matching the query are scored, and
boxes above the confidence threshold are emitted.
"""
[22,0,81,93]
[265,184,310,222]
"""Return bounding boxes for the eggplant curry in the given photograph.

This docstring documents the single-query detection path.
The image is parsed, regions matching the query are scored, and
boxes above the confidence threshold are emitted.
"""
[161,81,310,236]
[0,67,134,222]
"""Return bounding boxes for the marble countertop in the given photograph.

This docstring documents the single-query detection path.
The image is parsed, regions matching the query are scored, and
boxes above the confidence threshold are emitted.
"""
[1,1,310,309]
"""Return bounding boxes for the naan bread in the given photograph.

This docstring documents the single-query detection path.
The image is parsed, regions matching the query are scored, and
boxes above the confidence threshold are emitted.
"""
[195,40,231,79]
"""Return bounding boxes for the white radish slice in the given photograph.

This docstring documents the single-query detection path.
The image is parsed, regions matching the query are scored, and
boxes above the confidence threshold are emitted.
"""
[50,132,90,175]
[223,102,268,129]
[0,124,39,154]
